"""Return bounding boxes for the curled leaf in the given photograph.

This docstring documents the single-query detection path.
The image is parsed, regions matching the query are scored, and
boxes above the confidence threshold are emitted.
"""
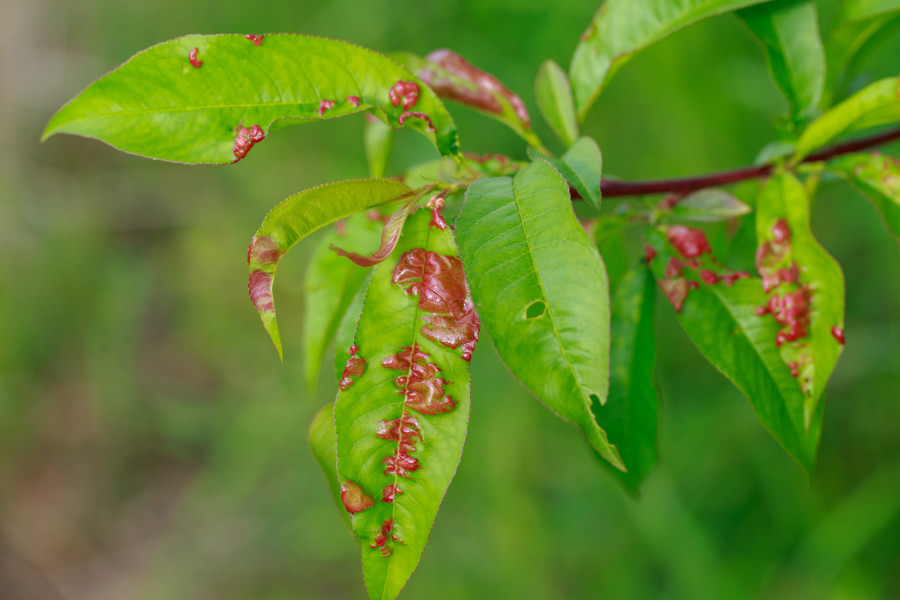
[330,192,430,266]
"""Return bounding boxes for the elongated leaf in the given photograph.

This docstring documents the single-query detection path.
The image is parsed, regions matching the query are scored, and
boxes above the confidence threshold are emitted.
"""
[836,0,900,22]
[334,276,369,382]
[457,160,624,470]
[309,403,351,531]
[755,172,845,426]
[794,77,900,161]
[531,137,603,210]
[828,152,900,238]
[593,264,659,492]
[569,0,774,119]
[739,0,825,123]
[644,225,819,473]
[44,34,460,162]
[402,153,524,189]
[304,215,383,394]
[669,189,752,221]
[365,115,394,178]
[334,209,477,600]
[535,60,579,147]
[589,217,629,293]
[247,178,415,359]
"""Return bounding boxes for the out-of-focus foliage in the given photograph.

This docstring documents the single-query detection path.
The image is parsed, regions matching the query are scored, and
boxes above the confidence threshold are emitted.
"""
[3,0,900,599]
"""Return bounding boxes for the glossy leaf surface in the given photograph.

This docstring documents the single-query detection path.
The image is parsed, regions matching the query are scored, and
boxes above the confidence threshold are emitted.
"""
[535,60,579,147]
[248,179,414,359]
[829,152,900,239]
[794,77,900,160]
[44,34,460,162]
[334,210,476,600]
[309,403,351,531]
[531,137,604,210]
[755,172,845,426]
[594,264,659,491]
[669,189,752,221]
[304,215,383,394]
[739,0,824,123]
[569,0,773,119]
[645,225,820,474]
[457,160,624,470]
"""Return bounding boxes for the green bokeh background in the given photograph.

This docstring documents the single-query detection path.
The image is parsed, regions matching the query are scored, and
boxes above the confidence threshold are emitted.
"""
[2,1,899,598]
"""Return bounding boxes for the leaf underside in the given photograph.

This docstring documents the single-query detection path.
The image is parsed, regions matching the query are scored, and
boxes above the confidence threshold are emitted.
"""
[829,152,900,239]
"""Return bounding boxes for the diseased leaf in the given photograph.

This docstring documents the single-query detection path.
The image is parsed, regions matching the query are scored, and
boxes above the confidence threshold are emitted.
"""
[395,50,543,149]
[457,160,624,471]
[755,172,845,427]
[247,178,416,359]
[330,193,424,267]
[304,215,383,395]
[829,151,900,238]
[569,0,774,119]
[309,403,351,531]
[402,153,524,189]
[739,0,825,123]
[669,189,752,222]
[333,209,477,600]
[334,276,369,382]
[593,263,659,492]
[531,137,603,210]
[644,225,820,474]
[365,115,394,178]
[535,60,579,147]
[43,34,460,162]
[794,77,900,161]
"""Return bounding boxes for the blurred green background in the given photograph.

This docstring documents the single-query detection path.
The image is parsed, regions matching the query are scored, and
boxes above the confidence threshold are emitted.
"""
[2,0,899,598]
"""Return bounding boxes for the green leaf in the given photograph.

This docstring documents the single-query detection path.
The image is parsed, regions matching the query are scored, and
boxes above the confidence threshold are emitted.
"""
[247,178,416,359]
[43,34,460,163]
[334,276,369,382]
[303,215,383,395]
[395,50,544,150]
[569,0,774,119]
[402,153,524,189]
[457,160,624,471]
[530,137,604,210]
[644,225,820,474]
[308,403,351,531]
[828,151,900,239]
[794,77,900,161]
[589,217,629,293]
[738,0,825,124]
[333,209,476,600]
[834,0,900,22]
[755,172,845,426]
[365,116,394,178]
[593,263,659,492]
[669,189,752,221]
[535,60,579,147]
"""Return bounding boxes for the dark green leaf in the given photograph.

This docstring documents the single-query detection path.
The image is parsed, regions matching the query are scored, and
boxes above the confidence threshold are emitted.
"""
[589,218,630,293]
[365,116,394,178]
[593,263,659,492]
[531,138,604,210]
[535,60,579,147]
[247,178,416,359]
[794,77,900,161]
[569,0,774,119]
[43,34,460,162]
[645,225,819,474]
[308,403,351,531]
[457,160,624,470]
[304,215,383,394]
[739,0,825,123]
[669,189,752,222]
[828,152,900,239]
[334,210,476,600]
[755,172,845,427]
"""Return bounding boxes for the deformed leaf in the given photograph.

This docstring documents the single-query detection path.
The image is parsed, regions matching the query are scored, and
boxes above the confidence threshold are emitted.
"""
[43,34,460,163]
[247,178,415,359]
[402,153,524,189]
[738,0,825,124]
[535,60,579,147]
[593,263,659,492]
[644,225,820,474]
[755,172,845,427]
[308,403,351,531]
[531,137,604,210]
[669,189,752,222]
[333,209,477,600]
[457,160,624,471]
[329,193,424,267]
[794,77,900,161]
[303,215,383,395]
[569,0,774,119]
[829,151,900,238]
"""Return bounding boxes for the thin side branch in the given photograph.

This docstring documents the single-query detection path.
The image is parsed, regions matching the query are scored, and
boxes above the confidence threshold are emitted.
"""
[583,125,900,199]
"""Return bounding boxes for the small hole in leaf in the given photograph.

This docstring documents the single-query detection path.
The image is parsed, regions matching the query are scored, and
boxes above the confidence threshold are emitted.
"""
[524,300,546,319]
